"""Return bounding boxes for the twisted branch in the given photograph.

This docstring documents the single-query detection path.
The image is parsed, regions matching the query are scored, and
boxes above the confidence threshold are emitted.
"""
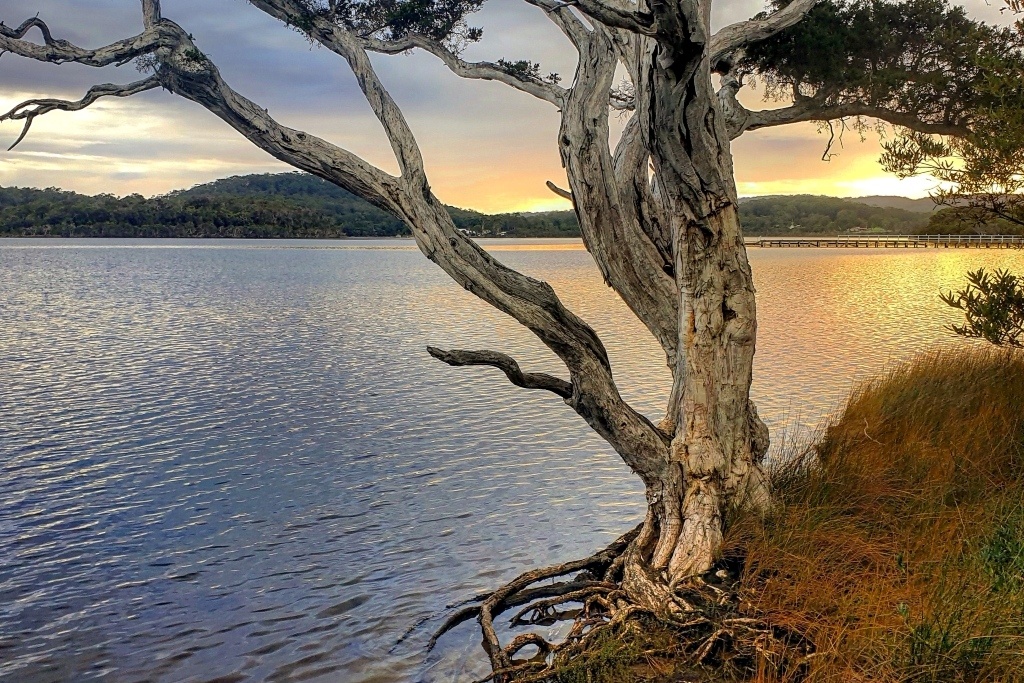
[522,0,591,47]
[426,347,572,398]
[362,34,565,106]
[719,79,971,140]
[562,0,657,36]
[1,77,161,150]
[0,17,58,43]
[230,2,671,484]
[0,17,174,67]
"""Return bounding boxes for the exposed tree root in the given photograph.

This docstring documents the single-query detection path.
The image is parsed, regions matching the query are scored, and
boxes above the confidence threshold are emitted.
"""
[430,526,815,683]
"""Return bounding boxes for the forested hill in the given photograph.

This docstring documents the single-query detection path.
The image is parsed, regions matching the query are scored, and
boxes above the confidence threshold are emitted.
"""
[737,195,930,234]
[0,174,579,238]
[0,172,947,238]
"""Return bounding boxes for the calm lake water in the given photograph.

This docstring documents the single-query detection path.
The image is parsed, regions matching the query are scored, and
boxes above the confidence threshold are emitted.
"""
[1,238,1022,683]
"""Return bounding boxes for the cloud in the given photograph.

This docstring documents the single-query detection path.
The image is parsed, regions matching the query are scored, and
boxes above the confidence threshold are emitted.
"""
[0,0,1009,210]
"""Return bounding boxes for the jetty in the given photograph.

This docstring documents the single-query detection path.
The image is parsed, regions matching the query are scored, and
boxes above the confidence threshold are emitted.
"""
[749,234,1024,249]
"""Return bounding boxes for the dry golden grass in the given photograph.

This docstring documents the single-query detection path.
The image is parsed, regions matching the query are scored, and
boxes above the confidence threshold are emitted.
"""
[727,347,1024,682]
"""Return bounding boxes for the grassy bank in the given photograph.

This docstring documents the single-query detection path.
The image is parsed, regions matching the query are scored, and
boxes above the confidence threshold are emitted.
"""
[547,348,1024,682]
[728,347,1024,682]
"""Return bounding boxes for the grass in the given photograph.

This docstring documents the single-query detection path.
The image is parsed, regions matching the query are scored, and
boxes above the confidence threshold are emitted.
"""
[726,346,1024,682]
[536,347,1024,682]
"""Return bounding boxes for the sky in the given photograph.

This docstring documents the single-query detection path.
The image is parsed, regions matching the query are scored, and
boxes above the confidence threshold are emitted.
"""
[0,0,1010,213]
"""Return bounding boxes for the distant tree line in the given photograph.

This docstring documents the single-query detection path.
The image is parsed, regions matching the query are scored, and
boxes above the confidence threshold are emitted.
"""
[920,208,1024,236]
[0,174,584,238]
[0,172,978,239]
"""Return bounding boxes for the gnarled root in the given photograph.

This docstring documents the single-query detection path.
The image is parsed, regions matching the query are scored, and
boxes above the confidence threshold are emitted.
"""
[429,524,641,671]
[429,524,814,683]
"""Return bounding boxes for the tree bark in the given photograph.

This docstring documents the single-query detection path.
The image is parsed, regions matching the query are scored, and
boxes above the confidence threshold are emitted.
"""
[607,5,773,588]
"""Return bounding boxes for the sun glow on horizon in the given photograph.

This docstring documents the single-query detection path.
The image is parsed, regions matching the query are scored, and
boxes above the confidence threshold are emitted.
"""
[0,94,945,213]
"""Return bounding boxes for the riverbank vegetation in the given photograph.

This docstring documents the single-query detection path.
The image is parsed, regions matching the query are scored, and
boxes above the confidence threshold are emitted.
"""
[0,174,937,239]
[534,347,1024,682]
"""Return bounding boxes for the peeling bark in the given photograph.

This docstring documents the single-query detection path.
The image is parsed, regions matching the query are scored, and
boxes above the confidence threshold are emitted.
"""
[620,0,773,581]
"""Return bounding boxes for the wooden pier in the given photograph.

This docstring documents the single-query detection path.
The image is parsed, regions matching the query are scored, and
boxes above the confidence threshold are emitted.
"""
[749,234,1024,249]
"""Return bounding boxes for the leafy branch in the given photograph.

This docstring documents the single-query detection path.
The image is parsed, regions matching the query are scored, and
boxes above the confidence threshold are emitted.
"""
[941,269,1024,348]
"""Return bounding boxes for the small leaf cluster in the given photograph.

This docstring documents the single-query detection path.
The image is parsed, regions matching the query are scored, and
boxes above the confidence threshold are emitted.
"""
[495,59,560,85]
[941,269,1024,348]
[875,0,1024,230]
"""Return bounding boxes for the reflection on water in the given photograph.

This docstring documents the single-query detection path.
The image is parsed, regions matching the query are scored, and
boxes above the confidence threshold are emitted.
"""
[1,238,1021,683]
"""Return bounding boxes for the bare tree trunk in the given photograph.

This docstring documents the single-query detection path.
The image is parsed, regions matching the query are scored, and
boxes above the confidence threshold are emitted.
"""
[621,202,771,603]
[615,10,772,590]
[545,12,774,598]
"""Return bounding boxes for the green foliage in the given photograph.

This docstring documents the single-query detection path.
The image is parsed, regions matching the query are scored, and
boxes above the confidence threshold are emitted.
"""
[922,207,1024,236]
[744,0,1016,124]
[0,181,403,238]
[897,610,996,680]
[751,0,1014,114]
[980,509,1024,591]
[495,59,560,85]
[0,175,944,238]
[179,47,208,67]
[941,269,1024,348]
[174,172,406,236]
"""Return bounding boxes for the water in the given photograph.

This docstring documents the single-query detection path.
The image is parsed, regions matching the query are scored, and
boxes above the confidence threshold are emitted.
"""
[1,238,1021,683]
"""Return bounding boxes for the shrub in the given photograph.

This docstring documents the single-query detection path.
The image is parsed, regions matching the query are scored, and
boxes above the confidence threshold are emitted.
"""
[942,268,1024,348]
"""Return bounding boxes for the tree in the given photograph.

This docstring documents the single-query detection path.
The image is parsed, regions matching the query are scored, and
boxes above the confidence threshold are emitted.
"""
[1,0,1013,674]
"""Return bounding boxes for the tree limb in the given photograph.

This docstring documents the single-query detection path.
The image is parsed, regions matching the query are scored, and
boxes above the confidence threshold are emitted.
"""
[522,0,592,48]
[247,0,433,179]
[361,34,565,107]
[710,0,818,66]
[0,12,400,210]
[0,17,174,67]
[238,2,671,483]
[558,27,678,369]
[141,0,161,28]
[546,180,573,200]
[251,0,578,107]
[1,3,671,489]
[150,27,405,213]
[0,77,161,150]
[426,346,573,398]
[720,84,971,140]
